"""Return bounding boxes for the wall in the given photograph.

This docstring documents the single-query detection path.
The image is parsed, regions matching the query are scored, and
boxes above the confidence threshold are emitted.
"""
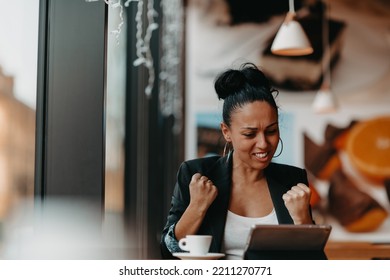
[185,0,390,242]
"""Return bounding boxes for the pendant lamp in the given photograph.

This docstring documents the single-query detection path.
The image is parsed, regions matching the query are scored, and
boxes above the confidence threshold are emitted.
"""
[312,0,337,113]
[312,82,337,113]
[271,0,313,56]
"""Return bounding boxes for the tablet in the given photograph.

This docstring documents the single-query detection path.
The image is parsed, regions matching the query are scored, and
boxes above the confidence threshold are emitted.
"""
[245,224,332,252]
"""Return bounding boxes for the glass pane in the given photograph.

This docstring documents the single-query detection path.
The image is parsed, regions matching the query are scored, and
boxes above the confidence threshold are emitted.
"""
[0,0,38,225]
[105,5,127,213]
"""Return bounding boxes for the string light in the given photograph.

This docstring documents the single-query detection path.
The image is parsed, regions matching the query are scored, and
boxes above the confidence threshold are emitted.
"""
[86,0,159,98]
[159,0,184,134]
[84,0,124,44]
[129,0,158,97]
[87,0,184,132]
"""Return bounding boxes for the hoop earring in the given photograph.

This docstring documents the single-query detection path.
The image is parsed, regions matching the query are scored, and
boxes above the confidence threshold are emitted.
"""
[273,138,284,158]
[223,141,231,157]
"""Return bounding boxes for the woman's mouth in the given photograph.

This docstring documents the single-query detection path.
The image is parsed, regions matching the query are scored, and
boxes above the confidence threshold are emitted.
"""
[253,152,268,159]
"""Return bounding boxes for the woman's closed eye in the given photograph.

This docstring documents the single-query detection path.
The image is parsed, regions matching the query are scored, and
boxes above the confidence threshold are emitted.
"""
[243,133,256,138]
[242,128,278,137]
[265,129,278,135]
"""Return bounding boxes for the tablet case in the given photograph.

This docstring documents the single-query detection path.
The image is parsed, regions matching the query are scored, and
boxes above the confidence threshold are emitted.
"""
[244,224,332,260]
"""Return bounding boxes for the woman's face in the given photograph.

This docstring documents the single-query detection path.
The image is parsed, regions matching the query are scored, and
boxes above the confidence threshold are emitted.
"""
[221,101,280,171]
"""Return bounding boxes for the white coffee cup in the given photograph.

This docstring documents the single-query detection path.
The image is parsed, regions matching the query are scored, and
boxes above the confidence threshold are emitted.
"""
[178,235,212,255]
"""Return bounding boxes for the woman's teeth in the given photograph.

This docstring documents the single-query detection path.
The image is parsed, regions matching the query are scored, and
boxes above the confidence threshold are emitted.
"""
[254,152,267,158]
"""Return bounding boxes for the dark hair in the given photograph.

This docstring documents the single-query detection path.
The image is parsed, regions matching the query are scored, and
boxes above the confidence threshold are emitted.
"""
[214,63,279,127]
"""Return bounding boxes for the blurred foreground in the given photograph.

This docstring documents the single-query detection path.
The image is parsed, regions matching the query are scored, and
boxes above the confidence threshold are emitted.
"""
[0,198,138,259]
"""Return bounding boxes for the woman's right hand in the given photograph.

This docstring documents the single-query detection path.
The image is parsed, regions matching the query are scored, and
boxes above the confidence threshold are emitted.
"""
[174,173,218,240]
[189,173,218,213]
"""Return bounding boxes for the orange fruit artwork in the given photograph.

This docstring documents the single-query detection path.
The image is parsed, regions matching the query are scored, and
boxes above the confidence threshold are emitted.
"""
[346,116,390,184]
[308,182,321,207]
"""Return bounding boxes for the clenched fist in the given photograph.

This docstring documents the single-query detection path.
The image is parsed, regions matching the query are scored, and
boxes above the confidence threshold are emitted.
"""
[282,183,313,224]
[189,173,218,212]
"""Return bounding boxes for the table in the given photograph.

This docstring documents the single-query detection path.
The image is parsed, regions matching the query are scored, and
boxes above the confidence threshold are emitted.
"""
[325,241,390,260]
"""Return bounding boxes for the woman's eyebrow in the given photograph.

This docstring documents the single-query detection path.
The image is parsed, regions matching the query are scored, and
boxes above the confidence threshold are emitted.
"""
[267,122,279,128]
[240,127,257,130]
[240,122,278,130]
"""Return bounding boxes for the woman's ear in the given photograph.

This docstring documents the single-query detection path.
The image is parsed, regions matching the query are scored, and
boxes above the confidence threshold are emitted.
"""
[220,122,231,141]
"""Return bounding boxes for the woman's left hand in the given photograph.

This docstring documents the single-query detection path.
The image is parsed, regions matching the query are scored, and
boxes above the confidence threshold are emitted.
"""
[282,183,313,224]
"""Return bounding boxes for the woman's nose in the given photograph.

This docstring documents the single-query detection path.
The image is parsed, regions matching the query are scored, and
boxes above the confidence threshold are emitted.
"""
[256,133,267,148]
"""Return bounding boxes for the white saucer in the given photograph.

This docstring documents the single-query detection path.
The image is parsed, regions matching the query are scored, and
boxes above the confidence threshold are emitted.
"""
[173,252,225,260]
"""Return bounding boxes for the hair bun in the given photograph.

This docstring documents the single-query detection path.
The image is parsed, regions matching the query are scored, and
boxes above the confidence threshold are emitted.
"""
[214,69,245,100]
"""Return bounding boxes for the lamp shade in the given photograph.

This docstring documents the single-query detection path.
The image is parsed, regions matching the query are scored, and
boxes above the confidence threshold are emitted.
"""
[271,19,313,56]
[312,87,337,113]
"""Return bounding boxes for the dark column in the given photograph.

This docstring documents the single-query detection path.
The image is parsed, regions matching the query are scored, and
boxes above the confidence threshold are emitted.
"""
[124,0,185,259]
[35,0,107,203]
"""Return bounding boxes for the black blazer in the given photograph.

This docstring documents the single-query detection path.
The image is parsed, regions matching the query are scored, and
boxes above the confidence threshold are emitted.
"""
[160,154,311,259]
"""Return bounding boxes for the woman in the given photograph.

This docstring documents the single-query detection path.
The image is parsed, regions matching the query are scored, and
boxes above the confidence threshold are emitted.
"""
[161,63,314,260]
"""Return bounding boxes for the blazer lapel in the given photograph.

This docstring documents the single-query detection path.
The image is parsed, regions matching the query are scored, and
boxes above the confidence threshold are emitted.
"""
[265,168,294,224]
[203,155,232,252]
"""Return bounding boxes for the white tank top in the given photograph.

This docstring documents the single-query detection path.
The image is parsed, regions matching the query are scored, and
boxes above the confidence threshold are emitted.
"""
[223,209,278,260]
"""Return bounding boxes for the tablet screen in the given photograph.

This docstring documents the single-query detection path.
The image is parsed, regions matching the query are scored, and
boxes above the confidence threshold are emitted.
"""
[245,224,332,252]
